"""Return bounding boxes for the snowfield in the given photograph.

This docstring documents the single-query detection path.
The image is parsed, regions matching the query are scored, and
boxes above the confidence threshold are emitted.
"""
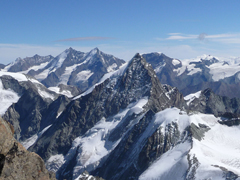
[0,79,20,115]
[189,113,240,179]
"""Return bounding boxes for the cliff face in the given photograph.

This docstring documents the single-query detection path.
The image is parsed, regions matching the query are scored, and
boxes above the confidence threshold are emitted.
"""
[0,117,55,180]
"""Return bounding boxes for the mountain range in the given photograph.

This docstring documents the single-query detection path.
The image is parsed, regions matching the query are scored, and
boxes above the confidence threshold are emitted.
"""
[1,48,240,179]
[2,47,124,95]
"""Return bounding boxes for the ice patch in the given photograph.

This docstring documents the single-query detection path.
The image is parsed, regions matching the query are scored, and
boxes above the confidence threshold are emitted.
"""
[58,63,84,85]
[172,59,180,66]
[46,154,65,173]
[21,125,52,149]
[48,86,73,98]
[154,62,166,73]
[37,88,55,100]
[17,62,49,75]
[73,62,128,100]
[46,97,148,177]
[75,70,93,82]
[56,111,63,118]
[107,63,117,72]
[0,80,20,115]
[184,91,201,106]
[34,69,50,81]
[51,50,69,72]
[0,71,28,81]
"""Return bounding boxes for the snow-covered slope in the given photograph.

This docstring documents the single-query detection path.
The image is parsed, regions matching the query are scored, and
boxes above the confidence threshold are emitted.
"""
[0,79,20,115]
[139,111,240,180]
[0,71,57,105]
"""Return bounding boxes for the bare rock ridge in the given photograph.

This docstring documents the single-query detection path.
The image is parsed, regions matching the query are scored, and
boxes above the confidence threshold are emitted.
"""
[0,116,56,180]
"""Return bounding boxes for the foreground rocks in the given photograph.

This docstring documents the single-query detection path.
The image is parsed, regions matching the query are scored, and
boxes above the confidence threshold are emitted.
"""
[0,117,56,180]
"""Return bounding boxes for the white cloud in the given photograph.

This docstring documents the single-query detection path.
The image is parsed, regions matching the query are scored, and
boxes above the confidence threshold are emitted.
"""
[55,37,114,42]
[164,32,240,44]
[166,34,198,40]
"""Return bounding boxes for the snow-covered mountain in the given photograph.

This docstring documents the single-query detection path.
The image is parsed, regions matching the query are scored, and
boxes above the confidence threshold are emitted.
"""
[3,54,54,73]
[2,52,240,179]
[2,47,125,92]
[143,53,240,98]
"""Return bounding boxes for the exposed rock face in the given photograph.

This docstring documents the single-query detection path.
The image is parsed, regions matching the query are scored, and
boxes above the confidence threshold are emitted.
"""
[0,64,5,70]
[57,84,82,97]
[0,116,56,180]
[188,88,240,116]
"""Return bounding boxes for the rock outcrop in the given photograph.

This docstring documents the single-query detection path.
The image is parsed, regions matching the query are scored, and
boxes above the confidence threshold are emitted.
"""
[0,116,56,180]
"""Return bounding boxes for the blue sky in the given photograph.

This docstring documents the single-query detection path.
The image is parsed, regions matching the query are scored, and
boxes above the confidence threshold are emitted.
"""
[1,0,240,64]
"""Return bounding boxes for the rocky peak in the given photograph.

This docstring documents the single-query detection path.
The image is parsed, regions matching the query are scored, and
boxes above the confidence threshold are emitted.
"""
[33,54,41,59]
[125,53,185,112]
[14,57,22,63]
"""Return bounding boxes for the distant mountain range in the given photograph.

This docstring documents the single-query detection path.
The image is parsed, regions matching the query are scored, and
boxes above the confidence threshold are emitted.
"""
[142,52,240,99]
[1,49,240,179]
[2,48,240,99]
[1,47,125,94]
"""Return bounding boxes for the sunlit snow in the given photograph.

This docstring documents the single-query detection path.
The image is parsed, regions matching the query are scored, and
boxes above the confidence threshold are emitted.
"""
[107,63,117,72]
[75,70,93,82]
[48,86,73,98]
[21,125,52,149]
[46,97,148,177]
[184,91,201,106]
[73,62,128,100]
[189,113,240,178]
[172,59,181,66]
[0,80,20,115]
